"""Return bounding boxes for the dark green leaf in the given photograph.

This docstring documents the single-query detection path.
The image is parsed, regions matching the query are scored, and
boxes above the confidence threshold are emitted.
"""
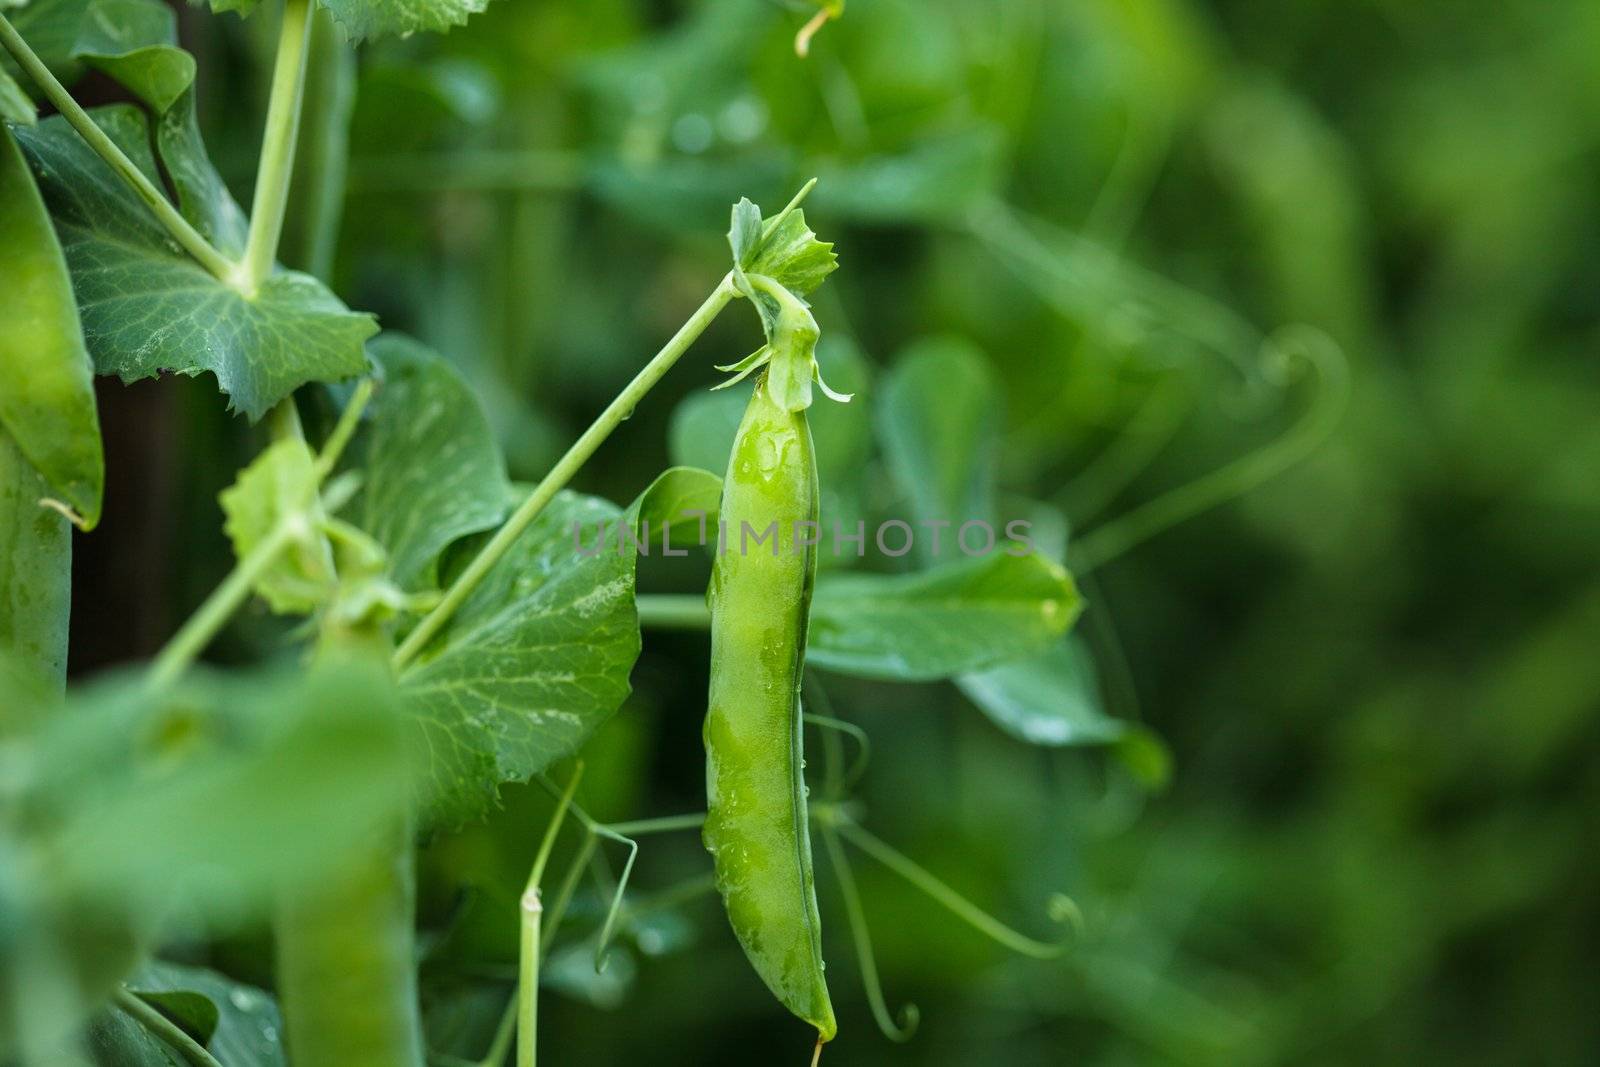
[14,107,374,419]
[127,961,287,1066]
[0,0,92,86]
[84,1008,184,1065]
[72,0,194,116]
[360,334,509,592]
[398,491,640,828]
[808,551,1082,681]
[0,124,102,525]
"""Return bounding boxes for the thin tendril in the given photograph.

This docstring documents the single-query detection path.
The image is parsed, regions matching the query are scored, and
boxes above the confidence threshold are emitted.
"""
[1071,326,1351,573]
[831,817,1077,960]
[803,713,871,795]
[819,825,919,1042]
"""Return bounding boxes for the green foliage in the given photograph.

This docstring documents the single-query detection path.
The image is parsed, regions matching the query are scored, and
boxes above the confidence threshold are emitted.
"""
[397,490,639,828]
[359,334,510,591]
[14,107,374,420]
[127,961,288,1066]
[0,124,101,525]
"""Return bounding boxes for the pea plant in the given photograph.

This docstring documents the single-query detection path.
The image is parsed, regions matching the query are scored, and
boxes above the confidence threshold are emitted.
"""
[0,0,1346,1064]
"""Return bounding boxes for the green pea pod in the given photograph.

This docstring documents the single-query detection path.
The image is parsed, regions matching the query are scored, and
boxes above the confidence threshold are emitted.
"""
[0,124,103,528]
[703,374,837,1042]
[275,819,425,1067]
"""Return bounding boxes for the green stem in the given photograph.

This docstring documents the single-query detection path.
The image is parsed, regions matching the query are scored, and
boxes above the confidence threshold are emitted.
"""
[242,0,314,292]
[1071,327,1350,573]
[280,5,354,279]
[634,594,712,630]
[393,276,738,670]
[145,383,371,689]
[145,522,295,689]
[519,764,583,1067]
[0,15,236,285]
[113,988,224,1067]
[606,812,706,837]
[314,379,375,478]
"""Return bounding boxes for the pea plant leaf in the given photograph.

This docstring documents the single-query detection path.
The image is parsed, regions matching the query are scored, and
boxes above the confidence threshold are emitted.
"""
[956,636,1170,787]
[877,336,1001,565]
[0,66,32,123]
[626,465,722,547]
[14,107,375,420]
[741,204,838,298]
[358,334,510,592]
[218,437,335,614]
[313,0,495,44]
[0,0,92,86]
[127,961,287,1067]
[396,491,642,829]
[0,660,413,1052]
[807,551,1082,681]
[0,433,72,695]
[0,124,102,526]
[72,0,196,116]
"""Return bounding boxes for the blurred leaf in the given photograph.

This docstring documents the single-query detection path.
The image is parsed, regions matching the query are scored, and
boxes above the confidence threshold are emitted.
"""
[398,491,639,829]
[877,336,1000,563]
[128,961,287,1066]
[957,635,1169,786]
[0,660,412,1052]
[0,124,101,525]
[0,67,31,123]
[0,433,71,696]
[14,108,374,420]
[808,551,1081,680]
[219,437,334,615]
[813,129,1006,224]
[360,334,509,592]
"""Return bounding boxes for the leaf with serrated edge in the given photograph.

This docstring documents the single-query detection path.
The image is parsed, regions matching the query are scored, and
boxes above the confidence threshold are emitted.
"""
[219,437,333,614]
[360,334,509,592]
[398,491,640,829]
[807,551,1082,681]
[315,0,493,43]
[14,107,373,419]
[744,208,837,296]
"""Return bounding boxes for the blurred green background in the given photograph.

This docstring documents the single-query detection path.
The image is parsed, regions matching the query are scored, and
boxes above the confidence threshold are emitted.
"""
[75,0,1600,1063]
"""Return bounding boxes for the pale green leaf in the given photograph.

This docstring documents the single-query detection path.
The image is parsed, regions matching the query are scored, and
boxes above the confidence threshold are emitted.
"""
[74,0,197,117]
[315,0,494,43]
[626,465,721,549]
[398,491,640,828]
[744,207,837,297]
[807,551,1082,681]
[219,437,335,614]
[0,124,101,525]
[359,334,509,592]
[14,107,374,419]
[728,196,762,268]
